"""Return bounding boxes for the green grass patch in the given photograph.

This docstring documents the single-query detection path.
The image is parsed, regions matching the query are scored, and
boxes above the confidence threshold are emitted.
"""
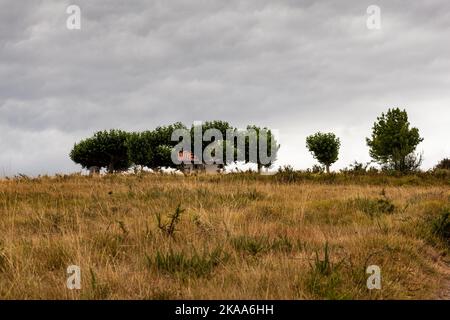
[231,235,294,255]
[148,247,228,278]
[431,211,450,246]
[350,197,395,217]
[305,243,352,299]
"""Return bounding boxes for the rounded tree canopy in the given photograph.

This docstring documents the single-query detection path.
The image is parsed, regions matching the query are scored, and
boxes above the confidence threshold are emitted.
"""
[306,132,341,173]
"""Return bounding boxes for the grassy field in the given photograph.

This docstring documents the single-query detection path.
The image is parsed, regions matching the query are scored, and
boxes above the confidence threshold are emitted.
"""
[0,172,449,299]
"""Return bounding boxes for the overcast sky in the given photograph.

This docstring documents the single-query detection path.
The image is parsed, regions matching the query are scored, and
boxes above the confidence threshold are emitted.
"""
[0,0,449,175]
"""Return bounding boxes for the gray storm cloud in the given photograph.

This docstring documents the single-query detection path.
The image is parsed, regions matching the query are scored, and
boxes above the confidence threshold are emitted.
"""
[0,0,449,175]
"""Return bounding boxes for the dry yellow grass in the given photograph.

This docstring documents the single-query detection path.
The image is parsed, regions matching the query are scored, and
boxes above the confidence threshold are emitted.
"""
[0,173,448,299]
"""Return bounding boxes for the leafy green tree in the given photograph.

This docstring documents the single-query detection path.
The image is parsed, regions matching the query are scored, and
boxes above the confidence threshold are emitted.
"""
[201,120,232,139]
[153,145,174,168]
[191,120,234,165]
[93,129,130,172]
[366,108,423,172]
[242,125,279,172]
[153,122,186,148]
[126,131,155,169]
[70,129,130,173]
[127,123,187,170]
[306,132,340,173]
[152,122,187,168]
[187,121,280,170]
[69,137,104,170]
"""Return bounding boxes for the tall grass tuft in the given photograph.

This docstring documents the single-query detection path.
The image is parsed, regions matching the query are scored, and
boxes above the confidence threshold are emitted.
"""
[306,242,349,299]
[156,204,184,237]
[149,247,228,278]
[231,235,294,255]
[351,197,395,217]
[431,211,450,246]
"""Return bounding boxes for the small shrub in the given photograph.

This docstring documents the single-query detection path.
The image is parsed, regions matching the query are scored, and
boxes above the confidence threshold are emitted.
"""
[340,161,370,175]
[276,165,299,183]
[156,204,184,237]
[431,169,450,180]
[434,158,450,170]
[351,197,395,217]
[278,165,295,174]
[311,164,325,174]
[232,236,269,255]
[306,243,348,299]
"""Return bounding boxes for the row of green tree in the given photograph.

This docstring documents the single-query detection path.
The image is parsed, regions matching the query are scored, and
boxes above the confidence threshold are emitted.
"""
[69,121,278,173]
[70,108,431,174]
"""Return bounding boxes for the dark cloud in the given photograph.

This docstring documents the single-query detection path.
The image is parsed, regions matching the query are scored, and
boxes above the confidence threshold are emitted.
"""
[0,0,449,175]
